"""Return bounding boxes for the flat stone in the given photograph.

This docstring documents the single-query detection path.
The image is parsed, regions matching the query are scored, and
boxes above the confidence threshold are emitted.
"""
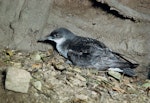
[108,70,121,80]
[5,67,32,93]
[33,81,42,91]
[30,52,41,61]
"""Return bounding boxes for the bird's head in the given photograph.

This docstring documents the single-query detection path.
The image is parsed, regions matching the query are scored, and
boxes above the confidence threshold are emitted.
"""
[38,28,75,45]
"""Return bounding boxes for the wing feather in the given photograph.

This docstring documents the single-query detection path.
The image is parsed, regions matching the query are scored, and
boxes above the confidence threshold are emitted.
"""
[67,37,109,67]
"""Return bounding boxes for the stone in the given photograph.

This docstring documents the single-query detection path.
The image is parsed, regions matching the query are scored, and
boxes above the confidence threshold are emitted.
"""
[75,74,86,82]
[69,76,86,87]
[108,70,121,80]
[75,94,88,101]
[142,80,150,88]
[32,81,42,91]
[30,52,41,61]
[5,67,32,93]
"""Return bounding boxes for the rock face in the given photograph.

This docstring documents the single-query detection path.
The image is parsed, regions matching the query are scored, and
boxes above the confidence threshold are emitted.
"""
[5,67,32,93]
[0,0,53,50]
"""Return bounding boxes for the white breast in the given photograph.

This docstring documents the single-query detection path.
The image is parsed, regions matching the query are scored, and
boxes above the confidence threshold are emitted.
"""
[54,38,66,45]
[56,44,68,58]
[55,38,68,58]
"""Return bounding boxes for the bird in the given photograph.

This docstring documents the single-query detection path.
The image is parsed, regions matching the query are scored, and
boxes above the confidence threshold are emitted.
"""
[38,27,139,76]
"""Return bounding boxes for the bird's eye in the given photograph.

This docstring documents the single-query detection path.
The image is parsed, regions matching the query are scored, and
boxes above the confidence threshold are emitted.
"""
[54,34,58,37]
[51,32,59,38]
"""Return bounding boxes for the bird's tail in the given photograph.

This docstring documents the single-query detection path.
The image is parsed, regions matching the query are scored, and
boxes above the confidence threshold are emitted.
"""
[111,52,139,76]
[129,63,139,69]
[110,62,139,77]
[112,51,139,69]
[122,68,136,77]
[123,62,138,76]
[110,62,139,70]
[108,67,136,77]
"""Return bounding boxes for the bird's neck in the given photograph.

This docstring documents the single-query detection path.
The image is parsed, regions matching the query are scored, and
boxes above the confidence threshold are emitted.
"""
[56,39,71,58]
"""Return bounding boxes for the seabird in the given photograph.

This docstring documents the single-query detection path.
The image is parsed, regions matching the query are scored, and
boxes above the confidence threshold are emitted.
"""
[38,27,139,76]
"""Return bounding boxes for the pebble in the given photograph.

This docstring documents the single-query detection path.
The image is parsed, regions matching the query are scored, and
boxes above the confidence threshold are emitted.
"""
[108,70,121,80]
[75,74,86,82]
[75,94,88,100]
[5,67,32,93]
[33,81,42,91]
[30,52,41,61]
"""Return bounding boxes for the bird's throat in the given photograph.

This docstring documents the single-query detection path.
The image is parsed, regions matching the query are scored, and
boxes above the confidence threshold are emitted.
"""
[56,44,68,58]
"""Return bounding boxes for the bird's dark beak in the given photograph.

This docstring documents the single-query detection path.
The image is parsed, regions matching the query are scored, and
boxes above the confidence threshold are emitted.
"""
[37,36,48,42]
[37,35,53,43]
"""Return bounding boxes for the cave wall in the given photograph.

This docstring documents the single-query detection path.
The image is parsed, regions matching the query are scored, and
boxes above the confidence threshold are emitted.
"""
[0,0,149,66]
[0,0,53,50]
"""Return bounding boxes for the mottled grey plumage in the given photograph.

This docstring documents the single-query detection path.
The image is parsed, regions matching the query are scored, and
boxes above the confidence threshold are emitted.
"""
[38,28,139,76]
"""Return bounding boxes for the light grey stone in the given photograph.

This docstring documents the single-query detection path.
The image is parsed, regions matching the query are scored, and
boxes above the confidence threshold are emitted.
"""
[33,81,42,91]
[108,70,121,80]
[5,67,32,93]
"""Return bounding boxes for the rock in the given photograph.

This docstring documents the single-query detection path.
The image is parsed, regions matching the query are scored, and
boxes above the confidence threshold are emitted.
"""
[126,87,137,94]
[5,67,32,93]
[96,76,108,82]
[108,70,121,80]
[142,80,150,88]
[5,49,15,56]
[69,76,86,87]
[0,0,25,48]
[75,94,88,101]
[72,67,82,73]
[32,81,42,91]
[75,74,86,82]
[12,62,22,68]
[30,52,41,61]
[52,57,67,70]
[8,0,52,50]
[53,63,66,70]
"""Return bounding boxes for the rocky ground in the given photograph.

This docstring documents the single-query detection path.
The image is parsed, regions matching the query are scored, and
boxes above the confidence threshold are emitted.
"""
[0,48,149,103]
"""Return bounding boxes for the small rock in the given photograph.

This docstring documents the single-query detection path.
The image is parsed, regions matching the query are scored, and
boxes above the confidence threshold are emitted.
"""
[75,94,88,101]
[108,70,121,80]
[33,81,42,91]
[5,67,32,93]
[69,77,86,87]
[31,63,42,70]
[5,49,15,56]
[142,80,150,88]
[53,63,66,70]
[12,62,22,68]
[30,52,41,61]
[56,64,66,70]
[96,76,108,82]
[47,49,54,55]
[34,93,39,97]
[127,87,137,94]
[75,74,86,82]
[72,67,82,73]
